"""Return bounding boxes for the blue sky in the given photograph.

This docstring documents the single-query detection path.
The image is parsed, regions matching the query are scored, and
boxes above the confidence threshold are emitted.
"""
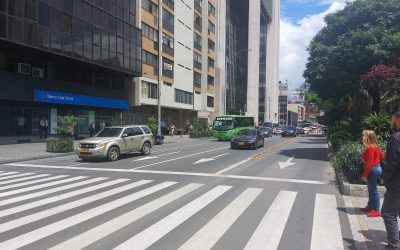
[279,0,350,92]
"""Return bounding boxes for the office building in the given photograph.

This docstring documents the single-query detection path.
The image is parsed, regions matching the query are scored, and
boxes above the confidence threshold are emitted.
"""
[128,0,217,128]
[0,0,142,140]
[215,0,280,125]
[278,80,288,126]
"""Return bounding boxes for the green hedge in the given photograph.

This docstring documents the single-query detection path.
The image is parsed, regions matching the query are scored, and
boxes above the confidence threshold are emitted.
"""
[46,137,74,153]
[189,131,213,138]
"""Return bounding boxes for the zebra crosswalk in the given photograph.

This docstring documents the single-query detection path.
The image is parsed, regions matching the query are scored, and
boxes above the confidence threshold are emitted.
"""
[0,171,349,249]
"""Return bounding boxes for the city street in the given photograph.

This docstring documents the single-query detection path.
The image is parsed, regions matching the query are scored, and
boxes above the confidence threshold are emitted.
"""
[0,136,356,249]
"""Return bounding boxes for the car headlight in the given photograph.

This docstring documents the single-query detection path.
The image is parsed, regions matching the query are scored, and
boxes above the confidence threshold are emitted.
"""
[95,143,106,148]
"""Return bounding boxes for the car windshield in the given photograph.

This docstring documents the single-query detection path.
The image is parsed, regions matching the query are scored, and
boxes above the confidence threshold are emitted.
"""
[237,129,256,137]
[284,126,295,130]
[214,118,234,131]
[95,128,123,137]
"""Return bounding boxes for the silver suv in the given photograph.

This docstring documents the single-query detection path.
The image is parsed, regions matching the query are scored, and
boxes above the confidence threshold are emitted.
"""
[75,125,154,161]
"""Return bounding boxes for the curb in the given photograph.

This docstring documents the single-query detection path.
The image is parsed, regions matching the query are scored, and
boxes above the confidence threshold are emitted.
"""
[0,152,74,165]
[328,141,386,197]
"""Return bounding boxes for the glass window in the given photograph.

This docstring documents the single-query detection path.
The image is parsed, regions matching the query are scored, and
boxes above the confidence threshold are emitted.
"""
[83,42,92,59]
[123,22,129,38]
[117,36,123,53]
[109,33,116,52]
[123,39,129,55]
[208,57,214,68]
[142,22,158,42]
[208,39,215,51]
[73,17,82,39]
[194,52,201,63]
[38,2,50,27]
[63,13,72,35]
[101,48,109,65]
[110,0,116,15]
[51,7,63,33]
[83,2,92,22]
[207,96,214,108]
[208,2,215,16]
[141,126,151,134]
[83,21,92,44]
[208,20,215,34]
[25,0,38,21]
[194,13,202,31]
[73,0,83,18]
[194,72,201,87]
[123,55,129,69]
[93,26,101,45]
[63,35,73,54]
[117,0,123,18]
[141,81,158,99]
[142,50,158,69]
[101,10,108,29]
[175,89,193,105]
[117,19,123,36]
[0,0,5,12]
[93,7,101,26]
[73,38,83,57]
[142,0,158,16]
[162,33,173,48]
[9,0,24,18]
[0,14,5,38]
[162,8,174,32]
[24,21,37,46]
[51,31,62,52]
[8,16,23,42]
[93,44,101,62]
[101,30,109,49]
[194,32,201,50]
[109,16,116,32]
[63,0,73,13]
[37,26,50,48]
[162,57,173,78]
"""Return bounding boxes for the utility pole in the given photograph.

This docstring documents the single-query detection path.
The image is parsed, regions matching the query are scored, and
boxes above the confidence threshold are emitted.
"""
[157,0,162,135]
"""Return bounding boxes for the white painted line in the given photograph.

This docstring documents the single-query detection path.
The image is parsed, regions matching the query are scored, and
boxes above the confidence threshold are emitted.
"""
[0,172,34,181]
[180,188,262,250]
[279,156,295,169]
[0,176,99,207]
[5,163,328,185]
[193,153,229,164]
[343,196,368,250]
[0,173,50,186]
[153,142,206,153]
[310,194,344,250]
[67,163,89,167]
[50,183,203,250]
[131,146,230,170]
[114,185,232,250]
[214,158,251,175]
[245,190,297,250]
[0,181,176,249]
[0,174,65,191]
[131,151,181,162]
[0,180,151,233]
[0,178,129,218]
[0,171,18,177]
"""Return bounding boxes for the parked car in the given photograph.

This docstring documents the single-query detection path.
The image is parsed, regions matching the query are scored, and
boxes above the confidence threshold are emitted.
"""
[296,127,305,134]
[76,125,154,161]
[282,126,297,137]
[231,129,264,150]
[260,127,273,138]
[274,127,283,135]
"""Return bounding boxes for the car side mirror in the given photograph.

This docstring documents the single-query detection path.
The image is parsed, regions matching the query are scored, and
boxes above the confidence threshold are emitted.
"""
[121,133,128,138]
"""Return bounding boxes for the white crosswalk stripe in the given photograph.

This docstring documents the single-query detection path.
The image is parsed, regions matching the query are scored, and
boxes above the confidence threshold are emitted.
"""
[0,173,53,187]
[0,172,34,181]
[0,171,19,177]
[0,171,351,250]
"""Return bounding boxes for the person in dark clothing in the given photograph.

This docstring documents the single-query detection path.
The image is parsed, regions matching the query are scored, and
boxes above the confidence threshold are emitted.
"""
[88,121,95,137]
[381,111,400,249]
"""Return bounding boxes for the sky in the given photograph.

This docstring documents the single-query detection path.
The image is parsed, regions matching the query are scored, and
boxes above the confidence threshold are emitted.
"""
[279,0,353,93]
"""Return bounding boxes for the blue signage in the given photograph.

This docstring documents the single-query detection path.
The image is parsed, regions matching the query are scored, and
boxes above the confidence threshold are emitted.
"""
[34,90,129,109]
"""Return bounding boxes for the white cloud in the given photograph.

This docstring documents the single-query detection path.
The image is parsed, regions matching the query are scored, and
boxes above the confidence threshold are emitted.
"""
[279,2,349,92]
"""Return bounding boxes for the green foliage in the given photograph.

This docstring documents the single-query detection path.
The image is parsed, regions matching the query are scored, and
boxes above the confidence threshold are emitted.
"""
[327,121,360,151]
[147,117,158,133]
[192,119,208,132]
[362,113,391,139]
[55,116,77,136]
[331,141,364,184]
[304,0,400,123]
[46,137,74,153]
[189,131,213,138]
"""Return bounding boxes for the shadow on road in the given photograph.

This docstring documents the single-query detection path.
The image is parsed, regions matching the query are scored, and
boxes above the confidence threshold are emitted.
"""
[298,138,327,144]
[279,147,328,161]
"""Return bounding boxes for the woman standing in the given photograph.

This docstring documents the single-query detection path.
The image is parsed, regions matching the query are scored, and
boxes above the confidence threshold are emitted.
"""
[359,130,384,217]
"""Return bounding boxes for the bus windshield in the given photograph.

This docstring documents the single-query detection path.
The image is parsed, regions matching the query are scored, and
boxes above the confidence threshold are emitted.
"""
[214,117,234,131]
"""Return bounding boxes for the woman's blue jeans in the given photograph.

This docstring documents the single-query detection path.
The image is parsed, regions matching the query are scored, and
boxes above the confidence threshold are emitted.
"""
[367,165,382,211]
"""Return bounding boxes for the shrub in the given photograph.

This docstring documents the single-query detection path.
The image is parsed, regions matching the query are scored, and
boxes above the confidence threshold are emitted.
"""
[46,137,74,153]
[362,113,390,140]
[331,141,364,184]
[55,116,77,137]
[147,117,158,133]
[327,121,359,151]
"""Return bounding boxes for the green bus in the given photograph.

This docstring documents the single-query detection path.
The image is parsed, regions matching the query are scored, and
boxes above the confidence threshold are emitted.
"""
[213,115,255,140]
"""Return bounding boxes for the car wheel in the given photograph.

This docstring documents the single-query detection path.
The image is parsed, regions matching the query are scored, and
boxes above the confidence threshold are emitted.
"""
[108,146,120,161]
[141,142,151,155]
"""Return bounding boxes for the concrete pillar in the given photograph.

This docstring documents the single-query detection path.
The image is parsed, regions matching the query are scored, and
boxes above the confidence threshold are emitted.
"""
[246,0,261,124]
[216,0,226,115]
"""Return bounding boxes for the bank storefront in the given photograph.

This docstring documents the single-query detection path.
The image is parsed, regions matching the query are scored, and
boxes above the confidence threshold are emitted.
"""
[0,73,128,137]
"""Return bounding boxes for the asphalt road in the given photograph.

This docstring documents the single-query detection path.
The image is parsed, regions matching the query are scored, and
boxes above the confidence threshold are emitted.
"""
[0,135,355,250]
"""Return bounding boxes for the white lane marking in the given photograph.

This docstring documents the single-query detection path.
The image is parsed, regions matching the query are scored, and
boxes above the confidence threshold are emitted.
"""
[343,196,368,250]
[310,194,344,250]
[0,175,65,191]
[0,174,50,186]
[0,172,18,177]
[114,185,232,250]
[214,158,251,175]
[0,176,99,207]
[0,181,176,249]
[180,188,262,250]
[245,190,297,250]
[0,172,34,181]
[131,151,181,162]
[0,178,129,218]
[67,163,89,167]
[192,153,229,164]
[0,180,151,233]
[278,156,295,169]
[50,183,203,250]
[5,163,328,185]
[153,142,206,153]
[131,146,230,170]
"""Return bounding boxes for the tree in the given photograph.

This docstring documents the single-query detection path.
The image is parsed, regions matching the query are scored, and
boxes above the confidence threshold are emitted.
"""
[304,0,400,124]
[360,64,400,114]
[147,117,158,133]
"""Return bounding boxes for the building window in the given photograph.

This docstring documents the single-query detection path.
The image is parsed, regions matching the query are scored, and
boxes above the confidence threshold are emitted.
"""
[175,89,193,105]
[162,8,174,33]
[194,32,202,51]
[163,0,174,10]
[142,81,158,99]
[208,39,215,52]
[208,57,214,69]
[142,0,158,17]
[162,57,174,78]
[194,71,201,88]
[8,0,24,18]
[38,2,50,27]
[162,32,174,56]
[25,0,38,21]
[142,49,158,70]
[63,13,72,35]
[208,2,215,16]
[142,22,158,42]
[194,13,202,32]
[207,96,214,108]
[207,75,214,85]
[208,20,215,34]
[194,0,202,13]
[194,52,202,69]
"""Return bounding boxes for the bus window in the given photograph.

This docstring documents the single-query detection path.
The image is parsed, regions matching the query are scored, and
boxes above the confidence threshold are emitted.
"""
[234,117,254,128]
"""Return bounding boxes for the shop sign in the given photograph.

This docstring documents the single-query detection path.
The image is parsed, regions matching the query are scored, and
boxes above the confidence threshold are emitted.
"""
[34,90,129,109]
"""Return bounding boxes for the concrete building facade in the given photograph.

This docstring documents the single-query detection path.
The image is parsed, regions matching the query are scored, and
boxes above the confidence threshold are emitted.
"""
[215,0,280,126]
[278,81,288,126]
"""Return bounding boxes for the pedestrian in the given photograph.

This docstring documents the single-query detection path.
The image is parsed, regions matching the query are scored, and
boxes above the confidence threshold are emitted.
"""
[88,121,95,137]
[359,130,384,217]
[39,116,49,138]
[170,123,176,136]
[189,124,194,132]
[381,111,400,249]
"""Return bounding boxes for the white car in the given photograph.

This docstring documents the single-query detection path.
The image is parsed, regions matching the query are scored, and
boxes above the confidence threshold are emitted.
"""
[274,127,283,135]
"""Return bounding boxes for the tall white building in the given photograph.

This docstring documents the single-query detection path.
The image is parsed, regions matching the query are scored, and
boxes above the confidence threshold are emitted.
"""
[215,0,280,125]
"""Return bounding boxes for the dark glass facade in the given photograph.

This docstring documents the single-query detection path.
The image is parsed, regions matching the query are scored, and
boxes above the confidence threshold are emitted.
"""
[258,5,269,122]
[225,0,249,115]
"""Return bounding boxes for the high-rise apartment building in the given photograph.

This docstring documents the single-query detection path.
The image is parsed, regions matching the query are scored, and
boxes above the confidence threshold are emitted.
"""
[128,0,217,128]
[278,80,288,126]
[215,0,280,125]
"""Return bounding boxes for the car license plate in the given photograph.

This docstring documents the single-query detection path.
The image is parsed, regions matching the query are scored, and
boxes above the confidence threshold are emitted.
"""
[238,142,245,146]
[80,148,89,153]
